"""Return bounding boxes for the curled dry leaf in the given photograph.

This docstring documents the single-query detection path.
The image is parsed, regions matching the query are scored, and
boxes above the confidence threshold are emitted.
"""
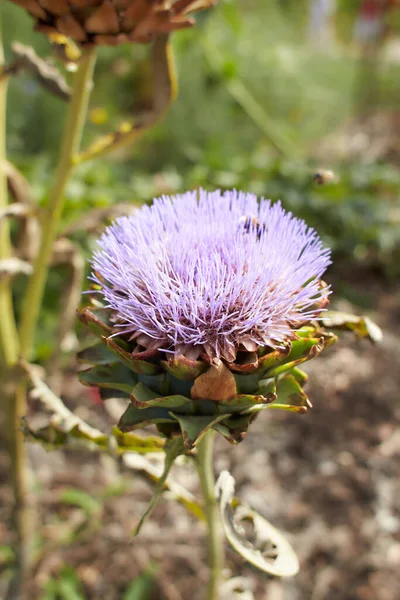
[215,471,299,577]
[221,577,255,600]
[321,310,383,343]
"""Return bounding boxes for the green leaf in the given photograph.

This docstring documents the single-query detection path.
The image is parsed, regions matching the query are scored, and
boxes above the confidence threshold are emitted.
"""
[214,412,257,444]
[216,471,299,577]
[0,545,14,564]
[122,564,158,600]
[0,545,14,576]
[99,387,129,400]
[218,393,275,415]
[42,567,86,600]
[56,566,86,600]
[161,355,207,380]
[137,373,169,395]
[58,489,102,517]
[321,311,383,343]
[104,337,161,375]
[290,367,308,385]
[169,413,228,450]
[134,437,184,535]
[257,345,291,372]
[77,343,117,365]
[77,307,113,336]
[232,372,261,395]
[279,338,322,363]
[267,373,311,413]
[130,382,192,410]
[41,580,58,600]
[265,338,324,377]
[78,363,136,394]
[118,404,176,432]
[296,326,319,338]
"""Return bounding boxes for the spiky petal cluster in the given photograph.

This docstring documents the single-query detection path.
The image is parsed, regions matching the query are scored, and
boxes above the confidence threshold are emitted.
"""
[91,190,331,362]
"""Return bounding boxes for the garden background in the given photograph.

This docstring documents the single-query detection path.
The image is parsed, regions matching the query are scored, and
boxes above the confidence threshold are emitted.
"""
[1,1,400,598]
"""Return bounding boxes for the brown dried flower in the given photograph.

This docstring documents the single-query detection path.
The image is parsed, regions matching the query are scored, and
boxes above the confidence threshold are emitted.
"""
[10,0,217,46]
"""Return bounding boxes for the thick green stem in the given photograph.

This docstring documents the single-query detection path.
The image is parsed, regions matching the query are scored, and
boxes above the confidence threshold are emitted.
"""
[195,431,224,600]
[19,47,96,359]
[0,26,19,366]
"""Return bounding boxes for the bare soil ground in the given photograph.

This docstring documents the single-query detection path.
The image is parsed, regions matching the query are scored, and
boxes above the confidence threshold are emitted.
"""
[1,277,399,600]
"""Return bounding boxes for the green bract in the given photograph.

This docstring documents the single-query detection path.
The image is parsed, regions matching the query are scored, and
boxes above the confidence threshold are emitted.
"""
[77,300,338,452]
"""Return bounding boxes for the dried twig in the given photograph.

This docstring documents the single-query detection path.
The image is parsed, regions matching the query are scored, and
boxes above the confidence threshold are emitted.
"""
[0,203,31,220]
[4,160,40,262]
[2,42,71,101]
[4,160,34,206]
[0,257,32,279]
[22,361,108,443]
[47,238,85,391]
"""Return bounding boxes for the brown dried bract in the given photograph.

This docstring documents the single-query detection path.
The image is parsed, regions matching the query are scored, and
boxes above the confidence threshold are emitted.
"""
[190,359,237,403]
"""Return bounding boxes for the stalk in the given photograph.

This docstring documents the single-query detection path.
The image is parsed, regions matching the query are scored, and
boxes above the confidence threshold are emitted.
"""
[195,430,224,600]
[0,20,28,599]
[0,23,19,365]
[1,45,95,597]
[19,47,96,358]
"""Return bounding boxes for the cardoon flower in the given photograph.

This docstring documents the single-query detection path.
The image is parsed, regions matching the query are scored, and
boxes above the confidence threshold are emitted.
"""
[78,190,336,449]
[93,190,330,359]
[10,1,217,46]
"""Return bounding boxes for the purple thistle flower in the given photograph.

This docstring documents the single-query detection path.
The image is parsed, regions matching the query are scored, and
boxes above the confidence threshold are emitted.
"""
[91,190,331,362]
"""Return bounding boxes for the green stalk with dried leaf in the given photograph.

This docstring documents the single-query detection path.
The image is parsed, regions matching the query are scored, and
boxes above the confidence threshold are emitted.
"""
[1,1,214,594]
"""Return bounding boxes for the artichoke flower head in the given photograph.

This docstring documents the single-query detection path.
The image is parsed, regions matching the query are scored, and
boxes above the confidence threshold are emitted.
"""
[10,0,217,45]
[78,190,336,450]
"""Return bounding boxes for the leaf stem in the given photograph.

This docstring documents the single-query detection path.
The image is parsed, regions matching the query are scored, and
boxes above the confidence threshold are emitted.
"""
[195,430,224,600]
[19,47,96,359]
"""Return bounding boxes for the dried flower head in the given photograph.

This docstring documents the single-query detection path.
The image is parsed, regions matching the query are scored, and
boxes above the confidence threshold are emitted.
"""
[11,0,217,46]
[91,190,331,363]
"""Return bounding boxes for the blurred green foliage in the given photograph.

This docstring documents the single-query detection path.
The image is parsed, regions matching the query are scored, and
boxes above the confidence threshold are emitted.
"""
[41,567,86,600]
[2,0,400,357]
[39,564,157,600]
